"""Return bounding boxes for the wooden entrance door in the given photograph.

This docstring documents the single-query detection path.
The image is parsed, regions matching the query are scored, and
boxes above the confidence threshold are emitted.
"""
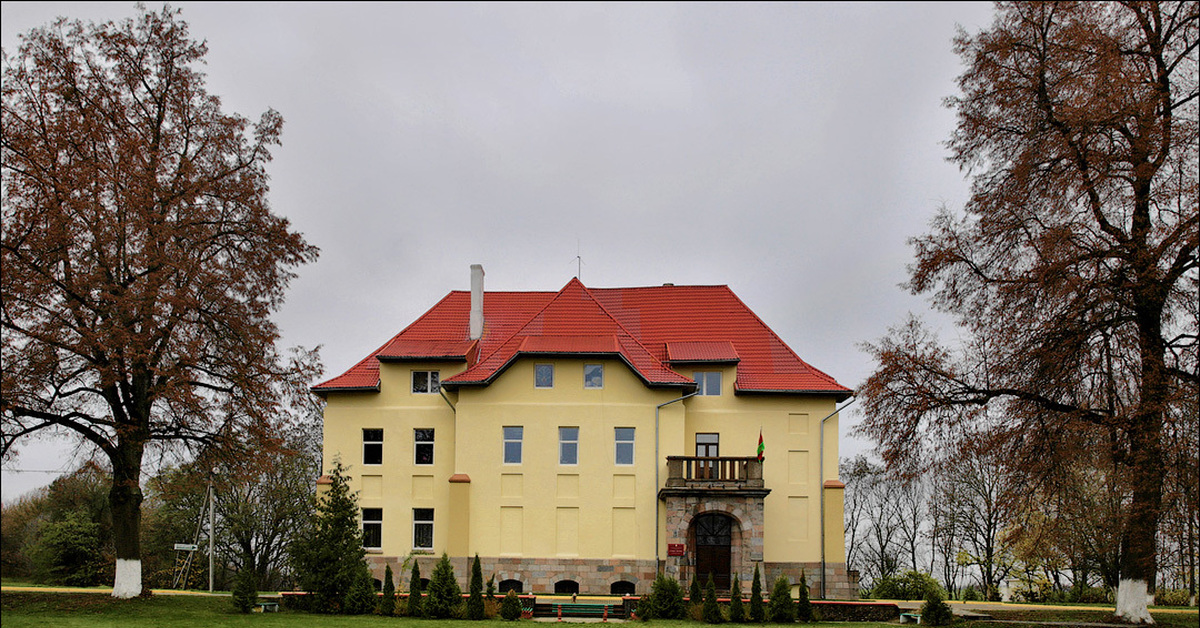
[693,513,732,590]
[696,433,719,479]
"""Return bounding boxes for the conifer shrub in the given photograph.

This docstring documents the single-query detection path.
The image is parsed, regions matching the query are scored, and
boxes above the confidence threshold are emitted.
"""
[691,576,704,607]
[729,574,745,623]
[426,553,462,618]
[920,590,955,626]
[749,565,765,623]
[487,574,497,601]
[290,461,368,614]
[703,573,725,624]
[231,568,258,613]
[380,564,396,615]
[343,566,377,615]
[795,571,812,623]
[408,561,423,616]
[768,576,794,623]
[468,554,485,619]
[640,572,687,620]
[501,588,523,620]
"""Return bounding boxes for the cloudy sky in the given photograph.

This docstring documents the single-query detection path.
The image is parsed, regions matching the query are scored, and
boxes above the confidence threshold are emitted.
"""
[1,1,996,503]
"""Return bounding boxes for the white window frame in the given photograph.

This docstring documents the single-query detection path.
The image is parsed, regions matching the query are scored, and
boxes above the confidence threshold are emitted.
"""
[584,363,604,389]
[363,428,383,466]
[414,428,434,465]
[559,426,579,466]
[694,371,722,396]
[503,426,523,464]
[412,370,441,394]
[363,508,383,549]
[535,364,555,389]
[412,508,434,550]
[614,427,635,465]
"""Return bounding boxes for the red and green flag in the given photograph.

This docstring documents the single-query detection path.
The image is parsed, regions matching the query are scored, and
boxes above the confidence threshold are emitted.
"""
[757,429,764,461]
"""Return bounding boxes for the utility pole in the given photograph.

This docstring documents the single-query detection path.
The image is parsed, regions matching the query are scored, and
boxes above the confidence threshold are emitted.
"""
[208,468,217,593]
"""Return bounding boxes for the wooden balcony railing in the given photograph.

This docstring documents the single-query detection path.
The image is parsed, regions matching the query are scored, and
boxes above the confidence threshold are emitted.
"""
[664,456,764,489]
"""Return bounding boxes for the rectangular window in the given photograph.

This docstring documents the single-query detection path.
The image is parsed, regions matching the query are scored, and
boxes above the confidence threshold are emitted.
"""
[413,508,433,550]
[503,426,523,464]
[412,370,440,394]
[535,364,554,388]
[559,427,579,465]
[694,371,722,396]
[615,427,635,465]
[363,428,383,465]
[414,428,434,465]
[584,364,604,389]
[363,508,382,549]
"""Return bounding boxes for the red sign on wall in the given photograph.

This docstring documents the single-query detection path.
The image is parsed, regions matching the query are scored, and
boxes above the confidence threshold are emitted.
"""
[667,543,686,557]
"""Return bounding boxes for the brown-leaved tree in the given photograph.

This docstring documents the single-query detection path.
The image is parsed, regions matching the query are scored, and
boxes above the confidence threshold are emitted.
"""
[859,2,1196,623]
[1,6,317,597]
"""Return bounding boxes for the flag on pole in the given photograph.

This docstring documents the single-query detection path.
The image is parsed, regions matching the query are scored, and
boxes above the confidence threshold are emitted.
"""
[757,429,765,461]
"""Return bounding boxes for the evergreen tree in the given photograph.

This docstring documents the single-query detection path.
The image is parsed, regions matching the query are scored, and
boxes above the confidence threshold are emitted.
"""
[231,568,258,613]
[380,564,396,615]
[749,565,765,623]
[426,553,462,618]
[920,590,955,626]
[729,574,745,623]
[795,571,812,623]
[408,561,423,617]
[343,566,377,615]
[290,461,368,613]
[768,576,794,623]
[468,554,485,619]
[690,575,704,607]
[500,588,523,620]
[487,574,497,601]
[703,573,725,624]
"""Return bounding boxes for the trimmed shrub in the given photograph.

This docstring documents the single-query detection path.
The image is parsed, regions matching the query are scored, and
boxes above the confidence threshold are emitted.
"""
[795,571,812,623]
[468,554,485,619]
[691,576,704,607]
[380,564,396,615]
[961,584,981,601]
[1155,589,1191,606]
[343,566,377,615]
[920,590,954,626]
[641,572,687,620]
[769,576,794,623]
[500,588,522,621]
[871,570,946,601]
[729,574,745,623]
[31,510,105,587]
[750,565,765,623]
[408,561,423,616]
[704,573,725,624]
[231,568,258,613]
[426,553,462,618]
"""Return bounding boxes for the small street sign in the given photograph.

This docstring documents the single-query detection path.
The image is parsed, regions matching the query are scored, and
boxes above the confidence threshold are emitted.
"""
[174,543,199,551]
[667,543,686,556]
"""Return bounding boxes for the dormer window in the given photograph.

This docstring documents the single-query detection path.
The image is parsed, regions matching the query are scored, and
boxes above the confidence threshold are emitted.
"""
[694,371,722,396]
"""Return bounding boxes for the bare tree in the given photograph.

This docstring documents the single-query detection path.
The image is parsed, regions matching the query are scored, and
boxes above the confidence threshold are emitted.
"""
[859,2,1197,621]
[1,7,317,597]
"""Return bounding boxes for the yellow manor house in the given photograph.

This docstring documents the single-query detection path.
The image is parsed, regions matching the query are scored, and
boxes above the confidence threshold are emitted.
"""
[314,266,855,598]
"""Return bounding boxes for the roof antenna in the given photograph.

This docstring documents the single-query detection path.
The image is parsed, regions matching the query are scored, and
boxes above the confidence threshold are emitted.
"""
[572,238,585,281]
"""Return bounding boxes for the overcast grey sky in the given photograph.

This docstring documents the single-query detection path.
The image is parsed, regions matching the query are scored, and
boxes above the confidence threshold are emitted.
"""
[1,1,996,503]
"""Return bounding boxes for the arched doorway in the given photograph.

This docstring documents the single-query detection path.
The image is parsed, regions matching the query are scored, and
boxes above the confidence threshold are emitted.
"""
[692,513,732,589]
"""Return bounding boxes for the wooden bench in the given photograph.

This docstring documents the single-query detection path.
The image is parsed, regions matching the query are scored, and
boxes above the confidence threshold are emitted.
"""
[256,601,280,613]
[900,612,921,624]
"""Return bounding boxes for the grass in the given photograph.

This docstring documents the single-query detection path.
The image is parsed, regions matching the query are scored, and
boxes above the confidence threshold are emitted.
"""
[972,607,1199,628]
[0,592,908,628]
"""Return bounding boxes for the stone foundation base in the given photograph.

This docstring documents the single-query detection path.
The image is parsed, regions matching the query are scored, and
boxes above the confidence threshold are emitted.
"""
[366,554,658,596]
[759,562,858,600]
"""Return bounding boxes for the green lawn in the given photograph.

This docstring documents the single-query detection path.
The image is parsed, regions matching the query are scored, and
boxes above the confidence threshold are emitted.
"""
[0,592,906,628]
[973,607,1198,628]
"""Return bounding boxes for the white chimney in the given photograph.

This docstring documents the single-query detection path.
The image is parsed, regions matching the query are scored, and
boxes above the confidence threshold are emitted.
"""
[469,264,485,340]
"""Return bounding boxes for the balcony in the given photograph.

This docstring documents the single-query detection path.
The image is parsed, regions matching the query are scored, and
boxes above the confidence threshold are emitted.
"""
[660,456,767,497]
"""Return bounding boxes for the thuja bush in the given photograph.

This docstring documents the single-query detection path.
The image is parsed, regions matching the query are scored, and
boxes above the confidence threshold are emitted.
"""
[426,553,462,619]
[703,574,725,624]
[768,576,793,623]
[691,576,704,607]
[380,564,396,615]
[920,590,955,626]
[750,565,765,623]
[640,572,687,620]
[795,571,812,623]
[343,567,377,615]
[468,555,485,620]
[231,568,258,613]
[500,589,522,621]
[729,574,745,623]
[408,561,423,616]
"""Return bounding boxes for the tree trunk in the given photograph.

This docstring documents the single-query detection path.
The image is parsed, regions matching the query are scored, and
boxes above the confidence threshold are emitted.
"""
[110,438,146,598]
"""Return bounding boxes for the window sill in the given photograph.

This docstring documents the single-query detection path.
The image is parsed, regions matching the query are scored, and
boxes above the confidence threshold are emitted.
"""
[365,548,383,554]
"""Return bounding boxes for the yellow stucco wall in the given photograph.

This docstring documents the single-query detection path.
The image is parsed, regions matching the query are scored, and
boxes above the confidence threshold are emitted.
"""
[321,356,845,565]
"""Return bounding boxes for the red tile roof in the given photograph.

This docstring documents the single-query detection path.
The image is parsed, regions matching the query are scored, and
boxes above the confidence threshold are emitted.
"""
[313,279,850,398]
